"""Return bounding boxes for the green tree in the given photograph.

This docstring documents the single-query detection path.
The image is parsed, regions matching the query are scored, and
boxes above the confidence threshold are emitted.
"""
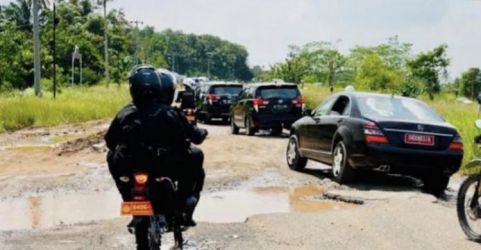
[459,68,481,99]
[407,45,449,100]
[289,42,345,90]
[355,54,403,91]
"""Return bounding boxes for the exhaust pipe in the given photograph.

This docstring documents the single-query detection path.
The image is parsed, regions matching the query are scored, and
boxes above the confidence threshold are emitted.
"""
[374,165,391,173]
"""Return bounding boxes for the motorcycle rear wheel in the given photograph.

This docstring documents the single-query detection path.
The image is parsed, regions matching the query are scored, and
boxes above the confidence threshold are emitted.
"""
[457,174,481,242]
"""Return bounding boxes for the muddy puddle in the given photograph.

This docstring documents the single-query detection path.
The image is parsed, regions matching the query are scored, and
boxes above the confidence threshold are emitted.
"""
[0,185,353,231]
[0,191,122,231]
[195,185,352,223]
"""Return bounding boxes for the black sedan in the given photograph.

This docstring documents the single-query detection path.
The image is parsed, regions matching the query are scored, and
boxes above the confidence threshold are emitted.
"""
[287,91,463,195]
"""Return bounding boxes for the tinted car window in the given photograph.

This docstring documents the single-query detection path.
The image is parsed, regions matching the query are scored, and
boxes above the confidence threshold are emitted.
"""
[257,86,300,99]
[314,96,337,117]
[356,95,444,122]
[211,86,242,96]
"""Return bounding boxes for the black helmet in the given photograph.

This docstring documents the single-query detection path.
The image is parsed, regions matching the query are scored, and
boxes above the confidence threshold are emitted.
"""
[128,65,162,105]
[156,68,177,105]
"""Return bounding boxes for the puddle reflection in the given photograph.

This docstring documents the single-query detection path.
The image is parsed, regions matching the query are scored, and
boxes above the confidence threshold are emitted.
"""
[0,185,352,231]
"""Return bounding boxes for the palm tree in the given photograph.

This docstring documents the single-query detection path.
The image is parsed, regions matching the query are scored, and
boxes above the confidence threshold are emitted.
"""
[3,0,50,31]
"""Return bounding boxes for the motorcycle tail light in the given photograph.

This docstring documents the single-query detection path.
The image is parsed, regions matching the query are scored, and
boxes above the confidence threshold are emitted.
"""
[134,173,149,185]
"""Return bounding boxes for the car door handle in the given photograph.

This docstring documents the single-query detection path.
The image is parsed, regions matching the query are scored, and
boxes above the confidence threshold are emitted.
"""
[337,118,343,124]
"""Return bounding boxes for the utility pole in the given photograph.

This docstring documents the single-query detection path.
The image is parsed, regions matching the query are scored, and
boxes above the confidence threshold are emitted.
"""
[130,20,143,64]
[33,0,41,96]
[207,52,214,79]
[167,53,176,72]
[102,0,109,86]
[52,0,58,99]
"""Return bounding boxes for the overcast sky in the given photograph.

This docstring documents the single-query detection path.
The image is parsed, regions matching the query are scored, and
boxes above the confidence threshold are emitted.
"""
[2,0,481,77]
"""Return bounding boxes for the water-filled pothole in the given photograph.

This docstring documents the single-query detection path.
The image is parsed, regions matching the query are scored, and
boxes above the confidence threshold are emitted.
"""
[0,185,354,231]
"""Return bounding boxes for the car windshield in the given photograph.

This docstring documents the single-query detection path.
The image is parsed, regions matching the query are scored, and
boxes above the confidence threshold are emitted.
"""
[356,95,444,123]
[211,86,242,96]
[258,87,300,99]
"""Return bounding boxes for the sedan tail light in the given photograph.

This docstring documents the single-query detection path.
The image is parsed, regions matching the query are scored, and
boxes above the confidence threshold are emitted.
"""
[364,122,389,144]
[448,135,463,151]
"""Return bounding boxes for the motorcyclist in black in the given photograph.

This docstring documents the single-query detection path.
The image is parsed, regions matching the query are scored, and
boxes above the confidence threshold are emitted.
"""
[176,81,197,110]
[105,65,207,236]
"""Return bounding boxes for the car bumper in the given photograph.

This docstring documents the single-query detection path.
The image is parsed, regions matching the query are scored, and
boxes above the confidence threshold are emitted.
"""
[252,113,302,129]
[205,105,231,118]
[349,143,463,176]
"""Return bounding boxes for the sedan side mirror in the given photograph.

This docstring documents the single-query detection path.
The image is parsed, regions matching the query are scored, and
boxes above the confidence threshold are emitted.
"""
[303,109,312,116]
[475,119,481,129]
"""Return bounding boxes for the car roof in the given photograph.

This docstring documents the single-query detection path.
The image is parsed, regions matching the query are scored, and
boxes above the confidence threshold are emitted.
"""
[340,91,417,102]
[204,81,243,86]
[245,82,298,88]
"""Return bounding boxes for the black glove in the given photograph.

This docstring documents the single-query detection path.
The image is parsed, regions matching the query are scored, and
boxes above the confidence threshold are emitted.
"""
[191,128,208,144]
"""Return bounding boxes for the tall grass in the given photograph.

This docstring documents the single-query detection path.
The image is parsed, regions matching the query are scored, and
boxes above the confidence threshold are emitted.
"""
[0,85,130,132]
[300,84,480,173]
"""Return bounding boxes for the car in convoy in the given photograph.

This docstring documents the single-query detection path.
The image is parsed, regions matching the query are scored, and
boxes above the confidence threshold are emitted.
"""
[195,82,243,123]
[286,91,463,195]
[230,83,305,136]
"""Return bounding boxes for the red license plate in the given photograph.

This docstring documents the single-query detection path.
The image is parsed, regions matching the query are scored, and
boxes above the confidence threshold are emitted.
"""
[121,201,153,216]
[404,133,435,146]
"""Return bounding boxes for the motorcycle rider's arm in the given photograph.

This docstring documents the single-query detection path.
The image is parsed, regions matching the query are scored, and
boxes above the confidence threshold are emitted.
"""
[172,108,208,145]
[105,116,122,151]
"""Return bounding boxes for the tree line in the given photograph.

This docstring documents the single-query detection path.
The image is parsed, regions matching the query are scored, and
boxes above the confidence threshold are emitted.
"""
[0,0,253,92]
[254,36,480,100]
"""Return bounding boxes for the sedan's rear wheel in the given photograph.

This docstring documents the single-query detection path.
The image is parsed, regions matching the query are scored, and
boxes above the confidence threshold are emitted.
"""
[332,141,355,184]
[271,127,283,136]
[287,135,307,171]
[422,174,449,197]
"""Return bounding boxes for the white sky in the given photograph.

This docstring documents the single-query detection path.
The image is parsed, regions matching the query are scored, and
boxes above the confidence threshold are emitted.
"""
[2,0,481,77]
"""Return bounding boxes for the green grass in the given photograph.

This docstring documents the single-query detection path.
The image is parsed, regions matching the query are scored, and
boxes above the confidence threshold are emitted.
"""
[300,84,480,174]
[0,85,130,132]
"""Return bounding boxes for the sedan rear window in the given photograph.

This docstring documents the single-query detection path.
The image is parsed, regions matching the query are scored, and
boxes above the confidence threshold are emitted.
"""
[257,87,300,99]
[211,86,242,96]
[356,95,444,123]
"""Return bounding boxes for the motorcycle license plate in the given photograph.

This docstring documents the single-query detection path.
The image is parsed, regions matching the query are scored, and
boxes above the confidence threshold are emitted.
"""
[121,201,153,216]
[404,133,435,146]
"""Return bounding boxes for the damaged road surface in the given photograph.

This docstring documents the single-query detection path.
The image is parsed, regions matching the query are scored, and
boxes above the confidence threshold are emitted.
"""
[0,121,479,249]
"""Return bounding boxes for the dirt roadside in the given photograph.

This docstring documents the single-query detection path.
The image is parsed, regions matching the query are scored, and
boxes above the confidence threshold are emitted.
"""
[0,121,479,249]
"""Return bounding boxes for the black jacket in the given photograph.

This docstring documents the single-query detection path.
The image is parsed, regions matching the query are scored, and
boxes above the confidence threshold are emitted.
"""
[105,102,207,176]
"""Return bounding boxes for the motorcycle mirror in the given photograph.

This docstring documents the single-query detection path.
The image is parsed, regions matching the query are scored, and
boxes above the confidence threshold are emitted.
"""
[475,119,481,129]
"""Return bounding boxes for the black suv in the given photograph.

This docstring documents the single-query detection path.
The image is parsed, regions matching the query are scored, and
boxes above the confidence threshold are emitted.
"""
[230,83,304,136]
[195,82,243,123]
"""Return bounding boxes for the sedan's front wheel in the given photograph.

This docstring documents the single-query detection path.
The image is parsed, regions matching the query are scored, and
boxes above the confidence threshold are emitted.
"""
[245,117,257,136]
[332,141,355,184]
[230,116,239,135]
[286,135,307,171]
